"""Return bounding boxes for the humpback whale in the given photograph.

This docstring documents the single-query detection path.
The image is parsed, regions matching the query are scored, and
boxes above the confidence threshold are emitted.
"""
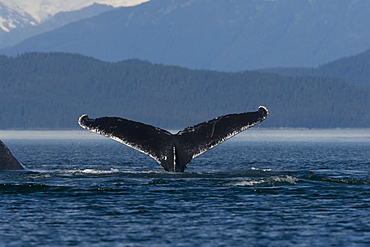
[78,106,269,172]
[0,140,25,170]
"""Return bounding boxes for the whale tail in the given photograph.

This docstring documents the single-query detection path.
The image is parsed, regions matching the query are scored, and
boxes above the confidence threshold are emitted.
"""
[0,140,25,170]
[78,106,269,172]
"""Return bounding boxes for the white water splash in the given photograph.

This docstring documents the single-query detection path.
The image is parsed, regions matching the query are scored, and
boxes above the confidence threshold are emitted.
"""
[250,167,272,172]
[80,168,119,174]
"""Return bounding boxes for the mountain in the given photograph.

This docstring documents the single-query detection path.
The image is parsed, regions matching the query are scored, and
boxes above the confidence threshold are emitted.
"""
[0,0,149,48]
[0,52,369,129]
[0,2,37,32]
[0,0,149,24]
[1,0,370,71]
[261,49,370,85]
[0,4,114,49]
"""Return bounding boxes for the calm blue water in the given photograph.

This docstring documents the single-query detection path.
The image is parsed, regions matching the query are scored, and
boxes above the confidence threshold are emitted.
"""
[1,129,370,247]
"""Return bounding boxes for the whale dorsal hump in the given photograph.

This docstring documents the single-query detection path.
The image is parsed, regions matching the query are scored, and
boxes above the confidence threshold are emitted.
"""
[0,140,24,170]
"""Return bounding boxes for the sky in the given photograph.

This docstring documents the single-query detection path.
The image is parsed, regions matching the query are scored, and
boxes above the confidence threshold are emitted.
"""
[1,0,150,22]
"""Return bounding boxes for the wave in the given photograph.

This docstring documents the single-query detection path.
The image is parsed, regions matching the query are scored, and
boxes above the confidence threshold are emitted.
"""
[228,175,298,186]
[303,173,370,185]
[2,167,368,189]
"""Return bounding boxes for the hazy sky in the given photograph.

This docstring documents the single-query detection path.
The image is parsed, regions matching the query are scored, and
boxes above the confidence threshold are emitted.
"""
[1,0,150,22]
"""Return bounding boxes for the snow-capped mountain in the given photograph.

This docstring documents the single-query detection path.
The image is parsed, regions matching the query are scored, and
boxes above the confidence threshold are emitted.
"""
[3,0,369,71]
[0,2,37,32]
[0,0,149,32]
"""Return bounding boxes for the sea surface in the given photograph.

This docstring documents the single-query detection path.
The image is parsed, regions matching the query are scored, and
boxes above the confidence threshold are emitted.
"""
[1,129,370,247]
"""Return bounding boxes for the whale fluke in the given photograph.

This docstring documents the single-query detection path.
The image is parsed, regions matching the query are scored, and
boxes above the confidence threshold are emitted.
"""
[0,140,25,170]
[78,106,269,172]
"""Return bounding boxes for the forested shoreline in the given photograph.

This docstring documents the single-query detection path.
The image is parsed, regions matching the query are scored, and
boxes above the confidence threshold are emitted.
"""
[1,52,370,129]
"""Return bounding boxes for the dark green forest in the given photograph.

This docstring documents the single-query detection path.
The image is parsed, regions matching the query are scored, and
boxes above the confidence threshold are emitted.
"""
[262,49,370,86]
[1,52,370,129]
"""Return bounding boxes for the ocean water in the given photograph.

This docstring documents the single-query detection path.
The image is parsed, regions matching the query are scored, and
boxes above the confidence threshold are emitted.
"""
[1,129,370,247]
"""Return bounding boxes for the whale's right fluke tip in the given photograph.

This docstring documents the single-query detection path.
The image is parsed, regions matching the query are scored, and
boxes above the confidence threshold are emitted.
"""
[258,106,269,117]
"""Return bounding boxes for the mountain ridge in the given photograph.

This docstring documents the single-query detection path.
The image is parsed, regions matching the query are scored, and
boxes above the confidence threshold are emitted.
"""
[261,49,370,85]
[0,0,149,25]
[0,0,149,48]
[1,0,370,71]
[0,3,115,49]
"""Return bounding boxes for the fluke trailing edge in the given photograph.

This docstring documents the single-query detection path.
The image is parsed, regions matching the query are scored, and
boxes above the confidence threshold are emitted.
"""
[78,106,269,172]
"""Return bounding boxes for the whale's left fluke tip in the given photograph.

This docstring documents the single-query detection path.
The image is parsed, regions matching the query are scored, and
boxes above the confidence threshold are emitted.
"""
[78,114,89,127]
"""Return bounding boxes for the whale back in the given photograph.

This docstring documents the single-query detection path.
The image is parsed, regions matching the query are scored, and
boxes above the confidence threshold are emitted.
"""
[0,140,24,170]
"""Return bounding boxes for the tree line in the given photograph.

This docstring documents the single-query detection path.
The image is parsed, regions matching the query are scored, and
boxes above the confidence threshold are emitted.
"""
[0,52,370,129]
